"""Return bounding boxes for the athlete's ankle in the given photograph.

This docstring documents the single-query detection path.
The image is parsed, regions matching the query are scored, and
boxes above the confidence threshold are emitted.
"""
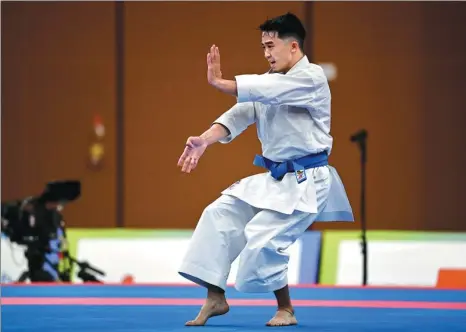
[207,288,226,301]
[277,305,294,315]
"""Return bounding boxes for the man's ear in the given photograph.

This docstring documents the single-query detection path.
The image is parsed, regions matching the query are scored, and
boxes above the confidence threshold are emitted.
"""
[291,40,299,53]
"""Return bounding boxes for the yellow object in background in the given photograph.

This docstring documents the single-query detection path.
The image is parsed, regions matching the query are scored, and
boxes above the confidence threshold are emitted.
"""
[88,115,105,169]
[90,142,104,165]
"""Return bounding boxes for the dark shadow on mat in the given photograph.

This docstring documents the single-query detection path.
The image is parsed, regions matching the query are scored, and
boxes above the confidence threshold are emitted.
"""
[205,324,312,329]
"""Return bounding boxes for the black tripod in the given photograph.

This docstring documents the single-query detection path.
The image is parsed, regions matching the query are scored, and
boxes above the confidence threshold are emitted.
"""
[351,129,368,286]
[62,251,106,282]
[16,245,105,283]
[17,246,56,282]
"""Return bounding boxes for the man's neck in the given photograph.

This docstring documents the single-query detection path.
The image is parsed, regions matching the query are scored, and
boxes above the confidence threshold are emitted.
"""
[283,54,305,73]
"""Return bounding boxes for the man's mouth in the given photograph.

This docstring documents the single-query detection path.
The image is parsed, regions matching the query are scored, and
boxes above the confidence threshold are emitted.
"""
[270,61,276,66]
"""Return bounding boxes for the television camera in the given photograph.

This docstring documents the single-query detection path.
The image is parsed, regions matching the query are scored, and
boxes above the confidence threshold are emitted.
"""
[1,180,105,283]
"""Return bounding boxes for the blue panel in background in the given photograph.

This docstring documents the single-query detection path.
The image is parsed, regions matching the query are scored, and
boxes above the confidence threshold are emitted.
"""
[298,230,322,284]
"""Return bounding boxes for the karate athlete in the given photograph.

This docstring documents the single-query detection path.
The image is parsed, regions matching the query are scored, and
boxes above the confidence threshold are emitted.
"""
[177,12,353,327]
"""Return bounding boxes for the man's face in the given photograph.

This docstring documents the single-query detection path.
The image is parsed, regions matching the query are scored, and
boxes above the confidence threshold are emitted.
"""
[261,31,297,73]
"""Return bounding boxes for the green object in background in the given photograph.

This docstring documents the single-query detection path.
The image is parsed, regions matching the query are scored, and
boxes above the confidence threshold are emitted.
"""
[319,230,466,285]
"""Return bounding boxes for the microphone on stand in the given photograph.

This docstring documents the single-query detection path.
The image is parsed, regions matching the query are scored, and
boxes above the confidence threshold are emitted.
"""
[350,129,368,286]
[350,129,368,143]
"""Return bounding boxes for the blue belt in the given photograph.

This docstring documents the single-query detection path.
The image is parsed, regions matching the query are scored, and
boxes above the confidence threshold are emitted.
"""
[253,151,328,183]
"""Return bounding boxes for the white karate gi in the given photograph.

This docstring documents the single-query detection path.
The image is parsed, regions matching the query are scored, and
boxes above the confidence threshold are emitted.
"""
[178,56,353,293]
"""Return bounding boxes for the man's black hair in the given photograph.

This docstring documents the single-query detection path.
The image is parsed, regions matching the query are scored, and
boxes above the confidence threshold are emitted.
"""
[259,12,306,50]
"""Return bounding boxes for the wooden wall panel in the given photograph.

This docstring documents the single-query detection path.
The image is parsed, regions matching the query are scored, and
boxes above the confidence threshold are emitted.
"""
[3,2,465,231]
[419,2,466,230]
[311,2,466,230]
[1,2,116,227]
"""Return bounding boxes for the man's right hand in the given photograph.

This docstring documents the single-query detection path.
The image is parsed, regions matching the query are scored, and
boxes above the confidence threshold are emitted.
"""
[207,44,222,86]
[178,136,208,173]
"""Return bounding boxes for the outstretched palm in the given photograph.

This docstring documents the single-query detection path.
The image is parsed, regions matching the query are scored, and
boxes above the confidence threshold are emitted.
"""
[178,136,208,173]
[207,44,222,85]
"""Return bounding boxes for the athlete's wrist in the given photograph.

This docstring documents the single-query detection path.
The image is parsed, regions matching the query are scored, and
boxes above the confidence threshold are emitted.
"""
[200,123,229,146]
[211,78,237,97]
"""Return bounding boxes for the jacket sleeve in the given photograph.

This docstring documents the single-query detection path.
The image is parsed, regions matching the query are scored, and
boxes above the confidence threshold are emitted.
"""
[235,73,318,107]
[213,102,256,143]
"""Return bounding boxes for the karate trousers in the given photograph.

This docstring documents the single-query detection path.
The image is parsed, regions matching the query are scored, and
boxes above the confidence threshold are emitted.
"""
[178,167,330,293]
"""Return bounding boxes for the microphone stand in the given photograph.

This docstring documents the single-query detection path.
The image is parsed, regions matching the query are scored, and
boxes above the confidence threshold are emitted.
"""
[350,129,368,286]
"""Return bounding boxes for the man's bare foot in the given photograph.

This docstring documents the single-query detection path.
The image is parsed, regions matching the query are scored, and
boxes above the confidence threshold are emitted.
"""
[266,308,298,327]
[185,295,229,326]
